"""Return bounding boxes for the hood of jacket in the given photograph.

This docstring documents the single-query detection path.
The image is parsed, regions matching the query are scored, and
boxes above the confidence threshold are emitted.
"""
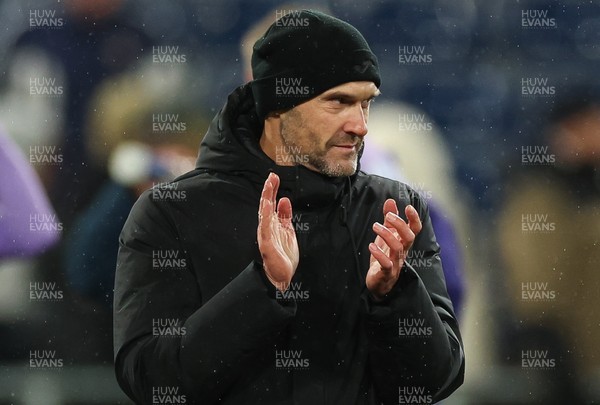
[195,83,358,210]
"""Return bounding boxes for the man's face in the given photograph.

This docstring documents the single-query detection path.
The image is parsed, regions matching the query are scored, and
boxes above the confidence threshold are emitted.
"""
[276,81,379,177]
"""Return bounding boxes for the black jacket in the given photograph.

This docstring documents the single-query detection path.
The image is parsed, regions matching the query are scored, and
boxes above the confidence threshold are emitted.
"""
[113,84,464,404]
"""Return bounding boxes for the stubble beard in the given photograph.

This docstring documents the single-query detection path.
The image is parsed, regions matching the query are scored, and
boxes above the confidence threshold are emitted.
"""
[280,111,362,177]
[311,141,362,177]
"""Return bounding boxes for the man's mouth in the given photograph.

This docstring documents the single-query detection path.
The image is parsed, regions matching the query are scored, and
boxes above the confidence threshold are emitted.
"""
[328,137,362,153]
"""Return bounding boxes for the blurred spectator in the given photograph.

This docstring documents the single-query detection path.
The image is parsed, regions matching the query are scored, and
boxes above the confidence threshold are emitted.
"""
[64,61,208,311]
[0,123,61,364]
[498,88,600,403]
[0,124,60,257]
[10,0,151,223]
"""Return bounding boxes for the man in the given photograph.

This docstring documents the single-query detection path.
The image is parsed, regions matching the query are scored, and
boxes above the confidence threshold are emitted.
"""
[114,10,464,404]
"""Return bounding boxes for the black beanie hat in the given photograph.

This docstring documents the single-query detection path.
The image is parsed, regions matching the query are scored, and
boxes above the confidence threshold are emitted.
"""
[250,10,381,120]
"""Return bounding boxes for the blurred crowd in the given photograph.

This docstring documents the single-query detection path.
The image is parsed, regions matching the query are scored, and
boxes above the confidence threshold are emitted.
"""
[0,0,599,403]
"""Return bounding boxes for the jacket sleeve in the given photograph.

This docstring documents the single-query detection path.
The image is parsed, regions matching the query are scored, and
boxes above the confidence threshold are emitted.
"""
[363,186,465,404]
[113,190,296,404]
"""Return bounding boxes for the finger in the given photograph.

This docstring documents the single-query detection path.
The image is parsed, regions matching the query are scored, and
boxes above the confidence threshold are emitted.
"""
[383,198,398,216]
[368,242,394,271]
[372,222,402,258]
[382,198,398,228]
[405,205,422,235]
[270,173,280,208]
[258,197,275,241]
[259,173,274,218]
[277,197,293,227]
[385,211,416,247]
[258,176,276,239]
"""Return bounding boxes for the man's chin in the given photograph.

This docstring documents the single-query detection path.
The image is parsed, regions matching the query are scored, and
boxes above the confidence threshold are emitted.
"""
[318,161,358,177]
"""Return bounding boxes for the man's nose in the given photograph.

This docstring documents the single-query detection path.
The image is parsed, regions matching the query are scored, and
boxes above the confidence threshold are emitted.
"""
[343,104,368,137]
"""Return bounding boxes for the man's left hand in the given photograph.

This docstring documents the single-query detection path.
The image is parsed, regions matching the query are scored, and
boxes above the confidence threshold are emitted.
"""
[366,199,422,300]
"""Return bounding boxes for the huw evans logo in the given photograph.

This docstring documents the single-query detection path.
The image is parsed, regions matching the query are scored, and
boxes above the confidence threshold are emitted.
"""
[275,145,309,165]
[30,213,63,232]
[152,46,187,63]
[399,183,433,201]
[521,213,555,233]
[398,318,432,338]
[29,77,63,96]
[29,9,64,29]
[152,318,187,337]
[152,386,186,404]
[399,113,432,131]
[152,250,187,270]
[521,9,556,29]
[152,113,187,133]
[521,77,555,97]
[275,350,310,370]
[152,182,186,201]
[398,386,433,404]
[30,281,63,301]
[290,213,310,233]
[521,350,556,369]
[275,281,310,301]
[275,10,309,27]
[398,46,432,65]
[29,145,63,165]
[521,145,555,165]
[275,77,312,97]
[405,250,435,269]
[29,350,63,369]
[521,282,556,301]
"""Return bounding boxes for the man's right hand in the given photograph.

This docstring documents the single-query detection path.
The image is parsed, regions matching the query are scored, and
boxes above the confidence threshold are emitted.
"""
[257,173,299,291]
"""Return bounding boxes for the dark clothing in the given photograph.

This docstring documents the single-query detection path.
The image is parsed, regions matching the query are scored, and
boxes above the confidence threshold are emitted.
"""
[113,84,464,404]
[65,181,136,308]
